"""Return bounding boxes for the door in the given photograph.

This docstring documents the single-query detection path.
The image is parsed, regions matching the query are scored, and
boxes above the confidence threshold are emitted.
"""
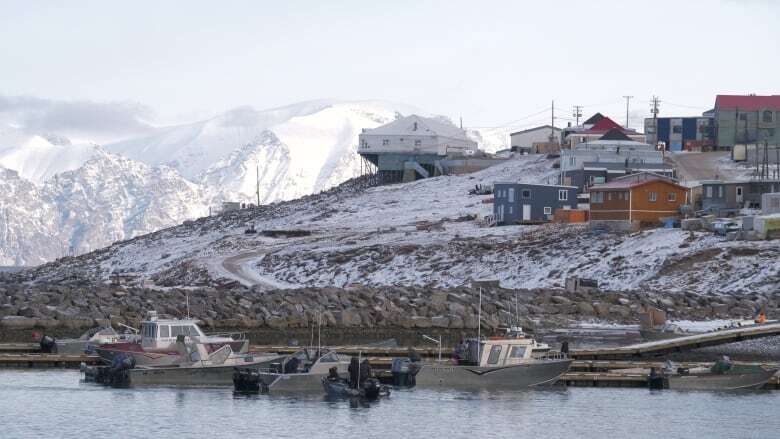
[522,204,531,221]
[736,186,743,204]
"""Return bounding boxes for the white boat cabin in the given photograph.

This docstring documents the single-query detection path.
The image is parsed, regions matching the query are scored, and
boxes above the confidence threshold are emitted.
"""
[457,327,557,367]
[139,311,209,349]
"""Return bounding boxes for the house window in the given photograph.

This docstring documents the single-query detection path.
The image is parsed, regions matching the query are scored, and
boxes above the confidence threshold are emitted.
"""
[508,206,513,214]
[521,189,531,199]
[544,207,552,215]
[706,186,713,198]
[508,188,515,202]
[668,192,677,202]
[718,186,724,198]
[382,139,390,146]
[672,125,683,134]
[591,192,603,203]
[558,190,568,201]
[763,110,774,124]
[414,140,422,147]
[739,113,748,121]
[649,191,658,202]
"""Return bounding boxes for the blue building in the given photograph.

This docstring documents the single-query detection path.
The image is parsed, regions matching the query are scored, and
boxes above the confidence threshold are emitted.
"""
[493,183,578,224]
[644,115,714,151]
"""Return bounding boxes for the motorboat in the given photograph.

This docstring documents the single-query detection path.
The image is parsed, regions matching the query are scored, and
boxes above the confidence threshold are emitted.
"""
[237,348,351,394]
[95,311,248,367]
[84,337,280,387]
[39,326,130,355]
[413,327,572,390]
[125,340,280,387]
[650,358,779,391]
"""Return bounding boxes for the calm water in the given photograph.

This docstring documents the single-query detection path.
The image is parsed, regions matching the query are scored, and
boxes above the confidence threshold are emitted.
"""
[1,370,778,439]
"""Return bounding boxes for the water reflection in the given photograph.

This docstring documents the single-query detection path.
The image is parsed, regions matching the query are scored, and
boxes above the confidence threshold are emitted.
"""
[0,370,778,439]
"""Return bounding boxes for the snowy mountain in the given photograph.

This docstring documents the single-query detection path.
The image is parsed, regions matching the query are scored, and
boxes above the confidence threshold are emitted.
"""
[0,150,208,266]
[0,127,100,184]
[106,100,428,204]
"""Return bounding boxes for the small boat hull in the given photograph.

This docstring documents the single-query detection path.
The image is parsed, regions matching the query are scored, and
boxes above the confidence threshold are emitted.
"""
[96,345,183,367]
[668,368,778,391]
[414,359,573,390]
[127,356,280,387]
[256,371,330,394]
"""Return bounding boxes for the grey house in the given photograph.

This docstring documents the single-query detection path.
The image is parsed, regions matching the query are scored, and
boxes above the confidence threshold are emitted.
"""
[493,183,578,224]
[700,180,780,214]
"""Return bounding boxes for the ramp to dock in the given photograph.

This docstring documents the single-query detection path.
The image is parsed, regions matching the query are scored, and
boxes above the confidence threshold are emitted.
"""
[571,322,780,360]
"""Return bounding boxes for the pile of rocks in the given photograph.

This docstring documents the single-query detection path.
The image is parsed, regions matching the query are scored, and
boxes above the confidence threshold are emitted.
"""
[1,281,778,336]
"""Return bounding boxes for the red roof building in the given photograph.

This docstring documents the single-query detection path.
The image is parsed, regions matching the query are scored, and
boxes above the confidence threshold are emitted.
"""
[715,95,780,111]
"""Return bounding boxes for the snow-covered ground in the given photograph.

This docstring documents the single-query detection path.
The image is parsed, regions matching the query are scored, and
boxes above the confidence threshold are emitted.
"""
[24,154,780,296]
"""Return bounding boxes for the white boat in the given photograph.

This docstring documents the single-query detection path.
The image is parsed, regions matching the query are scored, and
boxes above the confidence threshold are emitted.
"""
[95,311,249,367]
[126,341,281,387]
[41,326,130,355]
[414,327,572,390]
[251,348,352,394]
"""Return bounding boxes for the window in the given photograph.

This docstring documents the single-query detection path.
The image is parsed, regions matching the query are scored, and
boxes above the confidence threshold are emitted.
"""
[739,113,748,121]
[607,192,612,201]
[706,186,713,198]
[487,345,503,365]
[508,206,513,214]
[649,191,658,202]
[558,190,568,201]
[318,352,339,363]
[591,192,604,203]
[522,189,531,199]
[509,346,527,358]
[382,139,389,146]
[543,207,552,215]
[718,186,724,198]
[763,110,774,124]
[160,325,170,338]
[414,140,422,147]
[667,192,677,202]
[508,188,515,202]
[171,325,185,338]
[672,125,683,134]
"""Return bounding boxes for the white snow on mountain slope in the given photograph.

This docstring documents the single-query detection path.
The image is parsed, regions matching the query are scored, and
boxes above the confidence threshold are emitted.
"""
[26,153,780,295]
[0,127,100,183]
[0,150,209,266]
[106,100,428,203]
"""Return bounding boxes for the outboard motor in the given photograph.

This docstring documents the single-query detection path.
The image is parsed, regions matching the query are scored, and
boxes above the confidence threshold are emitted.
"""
[362,378,382,400]
[39,335,57,353]
[391,358,420,387]
[233,368,264,393]
[107,353,135,387]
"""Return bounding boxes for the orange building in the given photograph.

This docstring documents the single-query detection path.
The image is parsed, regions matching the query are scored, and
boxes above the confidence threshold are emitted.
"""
[589,175,688,225]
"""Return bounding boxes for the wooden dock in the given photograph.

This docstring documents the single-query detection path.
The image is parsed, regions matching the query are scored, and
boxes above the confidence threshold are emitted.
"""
[570,322,780,360]
[0,353,101,368]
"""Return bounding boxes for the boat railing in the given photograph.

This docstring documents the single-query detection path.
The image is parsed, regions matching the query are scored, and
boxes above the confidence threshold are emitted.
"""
[533,351,568,361]
[205,331,247,340]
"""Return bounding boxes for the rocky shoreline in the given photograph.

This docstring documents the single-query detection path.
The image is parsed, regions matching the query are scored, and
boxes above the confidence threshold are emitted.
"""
[1,281,777,342]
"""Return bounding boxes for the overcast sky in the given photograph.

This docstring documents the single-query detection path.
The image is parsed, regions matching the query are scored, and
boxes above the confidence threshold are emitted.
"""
[1,0,778,129]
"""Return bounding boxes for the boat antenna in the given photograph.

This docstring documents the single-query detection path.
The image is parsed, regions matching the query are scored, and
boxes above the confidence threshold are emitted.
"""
[317,311,322,355]
[514,290,519,328]
[477,286,482,365]
[186,292,190,319]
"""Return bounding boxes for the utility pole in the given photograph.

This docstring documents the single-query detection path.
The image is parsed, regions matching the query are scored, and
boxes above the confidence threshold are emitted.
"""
[651,96,661,148]
[623,95,634,129]
[550,100,556,143]
[572,105,583,126]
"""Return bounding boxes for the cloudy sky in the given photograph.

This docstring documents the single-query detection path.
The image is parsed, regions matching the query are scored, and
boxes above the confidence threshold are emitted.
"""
[1,0,778,129]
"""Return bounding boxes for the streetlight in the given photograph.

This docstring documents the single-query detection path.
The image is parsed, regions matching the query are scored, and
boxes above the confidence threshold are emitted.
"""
[421,334,442,362]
